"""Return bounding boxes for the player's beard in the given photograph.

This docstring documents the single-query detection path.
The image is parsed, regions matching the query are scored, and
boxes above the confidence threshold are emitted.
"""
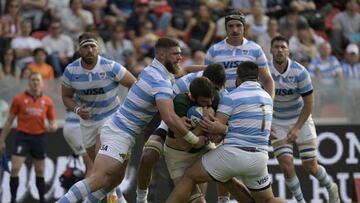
[164,60,178,74]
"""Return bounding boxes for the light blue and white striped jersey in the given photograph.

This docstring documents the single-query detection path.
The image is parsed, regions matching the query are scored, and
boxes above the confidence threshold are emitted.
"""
[65,112,80,124]
[111,59,174,137]
[308,56,342,78]
[218,81,273,151]
[341,62,360,78]
[270,59,313,123]
[62,56,127,122]
[204,38,268,91]
[173,71,203,94]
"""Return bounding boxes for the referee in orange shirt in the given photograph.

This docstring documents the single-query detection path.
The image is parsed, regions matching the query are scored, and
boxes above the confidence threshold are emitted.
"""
[0,72,58,203]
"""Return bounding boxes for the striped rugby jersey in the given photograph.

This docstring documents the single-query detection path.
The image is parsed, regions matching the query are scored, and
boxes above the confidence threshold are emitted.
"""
[269,59,313,123]
[308,55,342,77]
[62,56,127,122]
[173,71,203,94]
[218,81,273,151]
[111,59,174,137]
[341,62,360,78]
[204,38,268,92]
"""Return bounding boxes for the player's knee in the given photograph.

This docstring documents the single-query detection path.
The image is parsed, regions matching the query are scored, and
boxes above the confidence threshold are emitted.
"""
[140,149,160,167]
[188,193,205,203]
[278,157,295,176]
[302,160,318,175]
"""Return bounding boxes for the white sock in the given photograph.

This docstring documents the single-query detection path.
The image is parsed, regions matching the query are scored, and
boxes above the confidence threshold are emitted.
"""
[218,195,230,203]
[136,187,148,202]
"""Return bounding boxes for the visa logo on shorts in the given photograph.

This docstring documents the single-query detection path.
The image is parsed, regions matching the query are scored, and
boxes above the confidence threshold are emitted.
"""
[82,88,105,95]
[257,175,269,185]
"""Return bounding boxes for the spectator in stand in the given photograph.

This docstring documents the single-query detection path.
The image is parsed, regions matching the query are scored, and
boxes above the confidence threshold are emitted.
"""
[182,49,206,67]
[20,0,47,30]
[11,19,43,69]
[230,0,252,15]
[278,5,308,39]
[331,0,360,55]
[42,19,74,77]
[257,18,280,60]
[245,0,269,40]
[126,0,170,40]
[0,21,12,56]
[289,22,325,61]
[308,42,343,79]
[104,0,133,24]
[133,20,158,60]
[167,0,199,37]
[186,3,216,51]
[105,22,135,65]
[0,72,57,203]
[81,0,107,25]
[342,43,360,78]
[27,48,55,80]
[0,48,20,80]
[46,0,70,19]
[1,0,22,38]
[60,0,94,41]
[84,24,107,55]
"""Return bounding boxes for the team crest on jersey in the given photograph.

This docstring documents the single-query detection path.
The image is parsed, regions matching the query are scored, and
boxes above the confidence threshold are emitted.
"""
[41,99,45,106]
[99,72,106,79]
[287,76,295,82]
[242,50,249,55]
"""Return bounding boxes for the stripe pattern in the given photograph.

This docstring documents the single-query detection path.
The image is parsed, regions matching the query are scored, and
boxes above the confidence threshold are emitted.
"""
[204,38,268,91]
[62,56,127,121]
[218,81,273,150]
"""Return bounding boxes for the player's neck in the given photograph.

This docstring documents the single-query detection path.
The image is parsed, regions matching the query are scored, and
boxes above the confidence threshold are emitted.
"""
[273,60,288,74]
[81,58,98,70]
[226,37,243,46]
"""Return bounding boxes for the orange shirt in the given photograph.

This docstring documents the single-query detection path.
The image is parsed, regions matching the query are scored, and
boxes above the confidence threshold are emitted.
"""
[28,63,55,80]
[9,92,56,135]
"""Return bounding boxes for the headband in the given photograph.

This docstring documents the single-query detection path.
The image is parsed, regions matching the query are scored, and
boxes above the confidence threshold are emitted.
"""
[225,14,245,26]
[79,38,98,47]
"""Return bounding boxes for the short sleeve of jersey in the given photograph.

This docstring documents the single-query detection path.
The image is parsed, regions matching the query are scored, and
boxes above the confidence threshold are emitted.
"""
[62,66,72,88]
[297,69,313,95]
[46,97,56,121]
[107,62,127,82]
[217,93,233,117]
[153,79,173,100]
[204,46,215,65]
[256,47,269,69]
[9,95,20,116]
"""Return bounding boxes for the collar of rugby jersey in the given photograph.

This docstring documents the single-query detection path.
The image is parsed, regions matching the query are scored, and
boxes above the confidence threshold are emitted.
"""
[150,58,174,81]
[239,80,261,88]
[224,37,248,49]
[270,58,291,78]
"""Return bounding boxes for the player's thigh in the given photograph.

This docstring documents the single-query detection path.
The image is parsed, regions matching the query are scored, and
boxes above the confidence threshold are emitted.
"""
[98,119,135,165]
[296,118,317,145]
[251,186,276,203]
[80,119,104,149]
[63,122,86,155]
[163,144,205,180]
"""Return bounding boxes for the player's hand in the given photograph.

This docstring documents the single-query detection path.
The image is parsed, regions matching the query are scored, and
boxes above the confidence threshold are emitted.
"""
[0,139,6,155]
[193,136,208,148]
[269,126,277,140]
[181,117,192,129]
[77,106,91,120]
[47,122,58,133]
[208,133,223,144]
[202,106,215,119]
[199,115,225,134]
[286,127,300,144]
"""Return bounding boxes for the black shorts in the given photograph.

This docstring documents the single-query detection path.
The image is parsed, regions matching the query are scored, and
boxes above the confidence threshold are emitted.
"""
[12,131,47,159]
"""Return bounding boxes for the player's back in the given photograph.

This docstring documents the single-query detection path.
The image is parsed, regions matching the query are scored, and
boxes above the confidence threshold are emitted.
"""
[112,60,173,137]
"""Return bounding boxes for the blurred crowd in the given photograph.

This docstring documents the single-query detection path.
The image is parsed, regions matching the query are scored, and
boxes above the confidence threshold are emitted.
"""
[0,0,359,81]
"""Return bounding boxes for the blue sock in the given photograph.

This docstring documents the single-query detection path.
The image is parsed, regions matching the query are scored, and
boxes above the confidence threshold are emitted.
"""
[56,180,91,203]
[83,188,107,203]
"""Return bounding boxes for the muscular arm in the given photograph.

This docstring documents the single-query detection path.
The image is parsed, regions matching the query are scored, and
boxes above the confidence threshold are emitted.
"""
[119,71,137,88]
[61,85,77,112]
[157,99,204,146]
[259,68,275,99]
